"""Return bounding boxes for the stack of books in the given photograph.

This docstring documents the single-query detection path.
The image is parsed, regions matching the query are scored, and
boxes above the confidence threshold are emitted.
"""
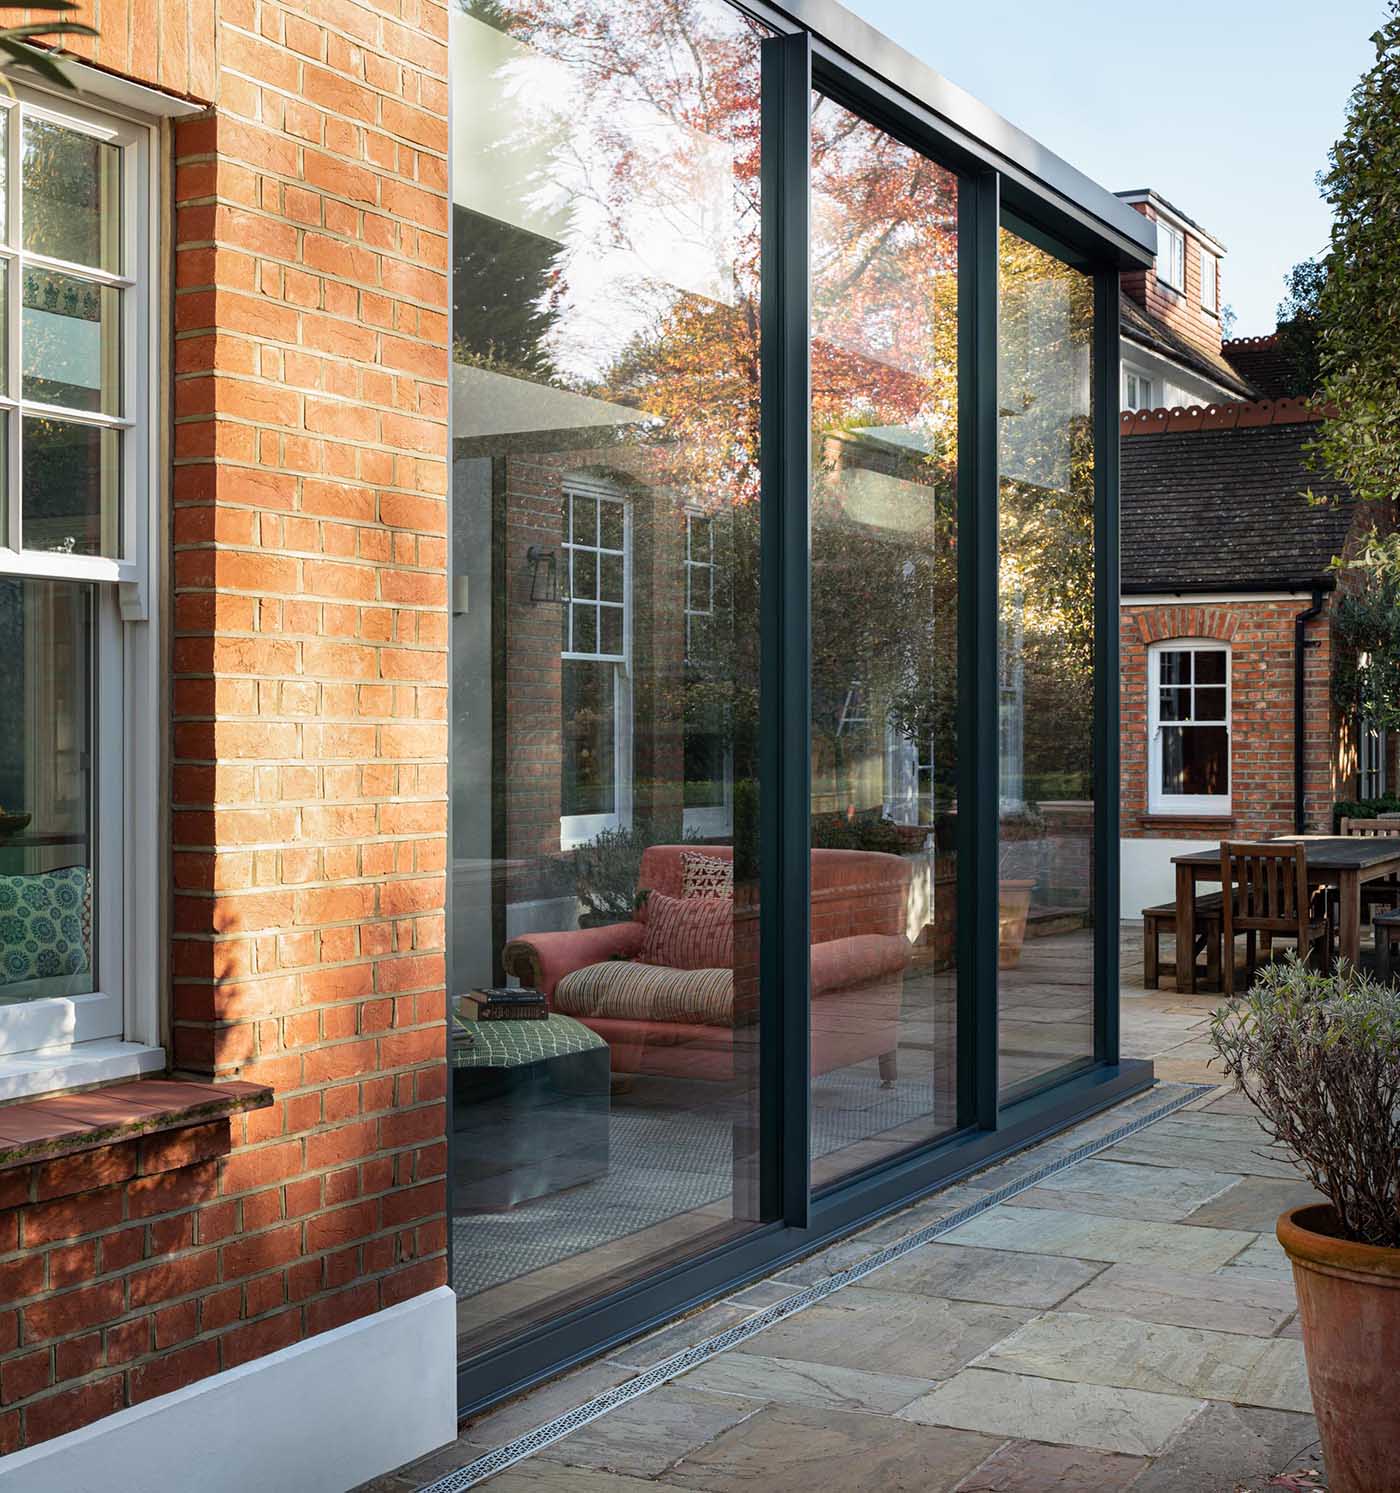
[457,988,548,1021]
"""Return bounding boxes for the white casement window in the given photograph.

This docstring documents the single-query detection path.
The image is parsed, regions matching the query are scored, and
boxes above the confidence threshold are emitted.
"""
[1157,221,1185,293]
[0,82,163,1094]
[1200,248,1218,314]
[1148,642,1231,814]
[1360,719,1387,801]
[1123,368,1155,412]
[560,478,632,848]
[681,510,732,837]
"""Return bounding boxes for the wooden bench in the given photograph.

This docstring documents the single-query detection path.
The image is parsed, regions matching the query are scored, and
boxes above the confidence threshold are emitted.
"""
[1143,892,1225,990]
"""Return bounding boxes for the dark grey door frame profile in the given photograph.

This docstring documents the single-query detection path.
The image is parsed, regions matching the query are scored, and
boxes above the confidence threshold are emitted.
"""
[453,0,1155,1419]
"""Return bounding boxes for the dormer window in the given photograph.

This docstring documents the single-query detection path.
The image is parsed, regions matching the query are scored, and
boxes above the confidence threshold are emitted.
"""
[1157,221,1185,293]
[1200,248,1218,314]
[1124,368,1155,412]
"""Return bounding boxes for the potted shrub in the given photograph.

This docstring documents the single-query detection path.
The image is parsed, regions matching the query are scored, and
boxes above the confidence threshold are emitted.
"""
[997,809,1043,969]
[1210,958,1400,1493]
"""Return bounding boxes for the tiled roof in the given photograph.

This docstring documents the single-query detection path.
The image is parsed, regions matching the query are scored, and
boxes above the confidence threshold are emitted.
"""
[1121,404,1355,594]
[1121,292,1256,399]
[1221,334,1304,398]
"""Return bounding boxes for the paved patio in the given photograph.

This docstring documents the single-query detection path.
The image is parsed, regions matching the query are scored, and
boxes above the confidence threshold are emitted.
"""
[366,926,1329,1493]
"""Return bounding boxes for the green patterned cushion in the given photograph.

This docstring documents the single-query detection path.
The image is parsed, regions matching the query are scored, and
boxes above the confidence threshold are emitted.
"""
[0,866,91,987]
[451,1012,606,1069]
[554,960,733,1027]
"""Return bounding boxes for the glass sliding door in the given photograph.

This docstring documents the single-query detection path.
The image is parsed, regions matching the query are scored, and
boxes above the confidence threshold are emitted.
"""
[996,226,1097,1101]
[450,0,770,1356]
[808,94,962,1187]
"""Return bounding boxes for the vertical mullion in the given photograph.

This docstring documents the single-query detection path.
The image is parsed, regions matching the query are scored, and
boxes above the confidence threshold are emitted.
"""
[6,103,20,554]
[759,30,811,1229]
[957,169,1000,1131]
[1093,265,1121,1065]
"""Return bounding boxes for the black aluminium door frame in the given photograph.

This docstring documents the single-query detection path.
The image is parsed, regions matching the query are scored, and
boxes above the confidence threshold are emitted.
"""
[452,8,1152,1420]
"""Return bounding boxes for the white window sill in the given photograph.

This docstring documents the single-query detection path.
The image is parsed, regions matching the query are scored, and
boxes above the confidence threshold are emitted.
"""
[0,1040,166,1104]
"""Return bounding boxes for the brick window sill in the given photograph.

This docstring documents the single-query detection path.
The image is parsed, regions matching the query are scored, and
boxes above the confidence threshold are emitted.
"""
[0,1075,273,1174]
[1137,815,1237,828]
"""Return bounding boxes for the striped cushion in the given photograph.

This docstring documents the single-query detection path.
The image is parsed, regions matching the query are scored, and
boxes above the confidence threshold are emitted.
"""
[638,892,733,970]
[554,960,734,1026]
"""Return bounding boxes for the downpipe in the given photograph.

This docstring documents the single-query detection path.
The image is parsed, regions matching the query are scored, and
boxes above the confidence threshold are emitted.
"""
[1294,579,1332,835]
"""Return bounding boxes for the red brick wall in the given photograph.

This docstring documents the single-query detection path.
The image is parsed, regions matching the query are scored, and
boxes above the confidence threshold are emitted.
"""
[1120,202,1224,365]
[1120,600,1336,841]
[0,0,451,1456]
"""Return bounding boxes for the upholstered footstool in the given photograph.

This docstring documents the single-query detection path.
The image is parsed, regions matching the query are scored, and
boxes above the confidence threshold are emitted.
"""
[451,1013,610,1212]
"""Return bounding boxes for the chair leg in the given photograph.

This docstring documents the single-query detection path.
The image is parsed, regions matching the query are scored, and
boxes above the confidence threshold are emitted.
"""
[878,1051,897,1087]
[1378,924,1393,985]
[1144,919,1159,990]
[1205,922,1221,988]
[1221,930,1234,997]
[1245,930,1257,987]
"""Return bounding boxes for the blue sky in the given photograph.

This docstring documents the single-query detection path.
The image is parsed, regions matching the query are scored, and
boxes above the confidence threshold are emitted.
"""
[848,0,1382,335]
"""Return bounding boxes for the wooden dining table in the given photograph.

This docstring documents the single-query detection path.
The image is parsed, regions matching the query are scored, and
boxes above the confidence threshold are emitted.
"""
[1171,835,1400,992]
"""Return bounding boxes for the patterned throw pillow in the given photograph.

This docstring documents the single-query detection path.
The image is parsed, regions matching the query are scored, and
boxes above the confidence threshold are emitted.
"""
[0,866,91,987]
[555,961,733,1027]
[681,851,733,900]
[637,891,733,971]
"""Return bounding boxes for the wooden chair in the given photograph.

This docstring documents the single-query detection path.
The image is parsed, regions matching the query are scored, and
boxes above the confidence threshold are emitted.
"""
[1339,818,1400,916]
[1142,892,1224,990]
[1220,842,1330,996]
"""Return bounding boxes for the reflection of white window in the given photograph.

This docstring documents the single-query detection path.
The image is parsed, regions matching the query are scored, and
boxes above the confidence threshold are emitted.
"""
[1360,719,1387,800]
[1200,249,1218,314]
[1157,222,1185,293]
[1123,368,1155,412]
[0,84,162,1086]
[682,511,732,837]
[561,479,631,848]
[1149,642,1231,814]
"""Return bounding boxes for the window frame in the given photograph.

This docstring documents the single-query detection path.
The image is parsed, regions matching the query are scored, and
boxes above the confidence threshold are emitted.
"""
[0,80,162,1084]
[1199,246,1218,315]
[559,476,633,849]
[1147,640,1231,815]
[1156,221,1185,294]
[1122,366,1155,412]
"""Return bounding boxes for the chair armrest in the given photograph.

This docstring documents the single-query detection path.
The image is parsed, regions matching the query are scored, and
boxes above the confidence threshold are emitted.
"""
[503,922,645,999]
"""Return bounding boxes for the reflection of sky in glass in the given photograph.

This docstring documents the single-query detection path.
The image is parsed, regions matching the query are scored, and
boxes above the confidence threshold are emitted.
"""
[454,12,742,392]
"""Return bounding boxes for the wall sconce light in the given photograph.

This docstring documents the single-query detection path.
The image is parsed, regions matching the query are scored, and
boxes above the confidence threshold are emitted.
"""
[526,544,562,604]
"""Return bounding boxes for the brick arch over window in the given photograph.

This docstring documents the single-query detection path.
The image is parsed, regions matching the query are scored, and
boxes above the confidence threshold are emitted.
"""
[1134,607,1240,646]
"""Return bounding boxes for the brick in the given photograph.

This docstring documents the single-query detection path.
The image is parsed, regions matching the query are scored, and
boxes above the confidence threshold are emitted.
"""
[22,1374,123,1445]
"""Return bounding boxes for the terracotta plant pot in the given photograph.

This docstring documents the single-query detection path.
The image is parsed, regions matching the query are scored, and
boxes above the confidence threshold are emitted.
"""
[1277,1204,1400,1493]
[997,879,1035,969]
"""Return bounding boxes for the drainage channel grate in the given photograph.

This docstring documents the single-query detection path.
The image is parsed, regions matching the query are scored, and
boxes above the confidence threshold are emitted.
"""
[416,1081,1212,1493]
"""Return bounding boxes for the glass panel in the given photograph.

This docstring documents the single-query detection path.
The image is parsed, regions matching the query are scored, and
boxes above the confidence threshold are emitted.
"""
[997,227,1095,1104]
[1162,725,1229,797]
[1158,687,1189,722]
[1159,650,1192,686]
[21,415,120,557]
[449,0,767,1359]
[1194,649,1226,685]
[561,660,616,818]
[21,117,122,272]
[1194,686,1227,722]
[0,578,93,1005]
[23,269,121,414]
[0,106,8,243]
[809,94,960,1187]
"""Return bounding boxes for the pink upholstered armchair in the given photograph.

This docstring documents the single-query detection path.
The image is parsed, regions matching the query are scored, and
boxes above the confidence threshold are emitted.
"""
[503,845,912,1081]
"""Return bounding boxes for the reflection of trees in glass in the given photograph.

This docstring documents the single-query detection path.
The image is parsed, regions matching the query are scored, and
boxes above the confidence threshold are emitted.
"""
[998,232,1095,802]
[453,206,561,380]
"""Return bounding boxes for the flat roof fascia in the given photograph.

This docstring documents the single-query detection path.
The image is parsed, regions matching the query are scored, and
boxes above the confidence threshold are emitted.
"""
[767,0,1157,268]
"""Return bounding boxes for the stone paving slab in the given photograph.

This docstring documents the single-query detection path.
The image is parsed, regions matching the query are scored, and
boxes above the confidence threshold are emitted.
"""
[1057,1261,1297,1337]
[978,1311,1312,1412]
[676,1350,935,1414]
[1185,1175,1328,1232]
[1011,1158,1240,1222]
[898,1367,1203,1456]
[533,1386,762,1478]
[949,1438,1148,1491]
[867,1241,1107,1309]
[939,1205,1256,1270]
[732,1286,1032,1381]
[1126,1404,1323,1493]
[663,1404,1004,1493]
